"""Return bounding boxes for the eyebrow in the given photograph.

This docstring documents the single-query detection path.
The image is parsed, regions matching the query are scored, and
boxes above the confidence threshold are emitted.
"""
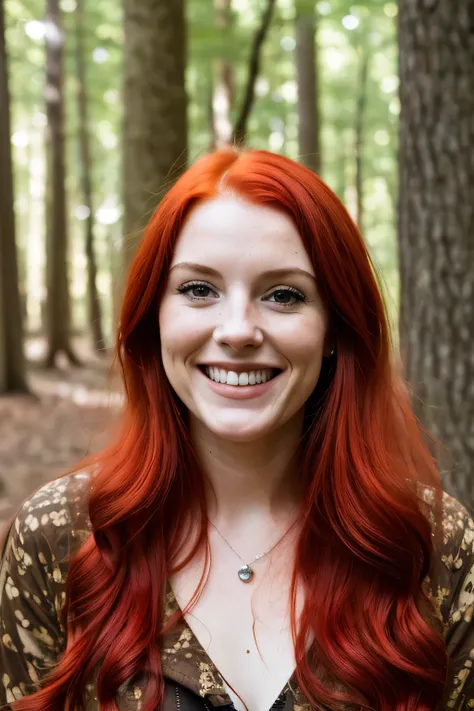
[169,261,316,283]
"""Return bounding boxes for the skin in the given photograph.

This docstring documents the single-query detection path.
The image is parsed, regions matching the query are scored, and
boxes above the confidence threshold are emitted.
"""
[158,194,330,711]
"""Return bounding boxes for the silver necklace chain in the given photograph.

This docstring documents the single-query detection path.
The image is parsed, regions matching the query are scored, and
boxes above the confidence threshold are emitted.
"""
[208,517,299,583]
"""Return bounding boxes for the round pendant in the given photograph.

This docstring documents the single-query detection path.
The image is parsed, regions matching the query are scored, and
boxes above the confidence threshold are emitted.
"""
[238,565,254,583]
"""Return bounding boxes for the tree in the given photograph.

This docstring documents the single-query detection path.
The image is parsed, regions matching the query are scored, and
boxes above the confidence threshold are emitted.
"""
[0,0,29,394]
[354,46,370,235]
[211,0,234,148]
[75,0,106,355]
[294,0,321,174]
[398,0,474,505]
[231,0,276,146]
[122,0,188,266]
[44,0,79,367]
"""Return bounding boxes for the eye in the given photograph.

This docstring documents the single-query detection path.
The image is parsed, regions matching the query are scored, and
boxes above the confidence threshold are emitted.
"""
[266,287,307,307]
[177,280,218,301]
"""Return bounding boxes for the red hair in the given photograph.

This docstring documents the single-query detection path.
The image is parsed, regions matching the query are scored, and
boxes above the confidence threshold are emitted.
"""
[14,148,447,711]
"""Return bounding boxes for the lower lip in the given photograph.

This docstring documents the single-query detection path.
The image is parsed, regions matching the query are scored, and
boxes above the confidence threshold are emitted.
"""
[198,368,281,400]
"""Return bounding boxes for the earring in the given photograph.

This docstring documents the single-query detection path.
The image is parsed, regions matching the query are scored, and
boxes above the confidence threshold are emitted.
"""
[330,348,335,356]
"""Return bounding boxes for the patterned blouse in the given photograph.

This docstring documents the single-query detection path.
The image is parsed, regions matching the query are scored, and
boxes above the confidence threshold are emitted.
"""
[1,471,474,711]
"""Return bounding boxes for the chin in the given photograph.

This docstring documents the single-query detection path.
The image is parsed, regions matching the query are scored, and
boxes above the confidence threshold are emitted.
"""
[202,415,276,444]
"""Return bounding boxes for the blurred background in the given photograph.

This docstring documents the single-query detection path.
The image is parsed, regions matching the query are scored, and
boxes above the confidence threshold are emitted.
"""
[0,0,472,529]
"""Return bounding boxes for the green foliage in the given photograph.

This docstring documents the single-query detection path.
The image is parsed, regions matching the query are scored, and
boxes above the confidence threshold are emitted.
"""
[5,0,400,336]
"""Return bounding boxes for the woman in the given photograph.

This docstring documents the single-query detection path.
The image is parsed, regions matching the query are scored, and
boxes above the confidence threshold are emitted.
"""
[1,148,474,711]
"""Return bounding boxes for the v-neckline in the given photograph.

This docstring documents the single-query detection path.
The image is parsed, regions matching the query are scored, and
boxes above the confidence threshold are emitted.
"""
[162,579,300,710]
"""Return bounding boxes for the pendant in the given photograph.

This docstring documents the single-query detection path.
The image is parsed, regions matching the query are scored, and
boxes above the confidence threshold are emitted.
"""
[238,565,254,583]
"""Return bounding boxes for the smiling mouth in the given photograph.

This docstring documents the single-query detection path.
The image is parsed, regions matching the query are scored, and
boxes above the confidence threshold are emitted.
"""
[198,365,282,387]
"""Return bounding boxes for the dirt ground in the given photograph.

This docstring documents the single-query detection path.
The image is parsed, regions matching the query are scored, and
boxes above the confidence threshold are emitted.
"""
[0,337,123,536]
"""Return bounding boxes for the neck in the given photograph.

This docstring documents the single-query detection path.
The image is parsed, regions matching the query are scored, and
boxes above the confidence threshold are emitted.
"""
[189,414,304,526]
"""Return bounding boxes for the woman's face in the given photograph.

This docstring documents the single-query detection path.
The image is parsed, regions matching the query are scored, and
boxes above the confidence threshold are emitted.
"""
[159,195,330,443]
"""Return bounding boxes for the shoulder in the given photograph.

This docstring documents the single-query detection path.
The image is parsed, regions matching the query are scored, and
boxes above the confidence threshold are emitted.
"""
[415,482,471,556]
[417,485,474,629]
[3,469,94,574]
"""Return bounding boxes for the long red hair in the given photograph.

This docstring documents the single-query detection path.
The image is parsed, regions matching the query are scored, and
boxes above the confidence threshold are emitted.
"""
[13,149,447,711]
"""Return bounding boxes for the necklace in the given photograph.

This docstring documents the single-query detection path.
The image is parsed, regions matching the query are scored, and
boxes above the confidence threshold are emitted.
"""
[208,517,299,583]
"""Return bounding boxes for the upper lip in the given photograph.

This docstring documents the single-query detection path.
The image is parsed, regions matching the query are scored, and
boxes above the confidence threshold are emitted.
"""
[198,362,282,373]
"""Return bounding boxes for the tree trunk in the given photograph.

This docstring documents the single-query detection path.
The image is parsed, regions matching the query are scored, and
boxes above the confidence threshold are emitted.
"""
[44,0,79,368]
[294,3,321,174]
[0,0,29,394]
[212,0,234,148]
[75,0,106,355]
[231,0,276,146]
[334,138,348,204]
[207,63,217,150]
[398,0,474,506]
[122,0,188,267]
[354,48,369,235]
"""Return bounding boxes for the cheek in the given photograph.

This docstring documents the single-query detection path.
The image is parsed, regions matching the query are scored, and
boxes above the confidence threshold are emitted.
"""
[159,301,206,363]
[276,315,327,366]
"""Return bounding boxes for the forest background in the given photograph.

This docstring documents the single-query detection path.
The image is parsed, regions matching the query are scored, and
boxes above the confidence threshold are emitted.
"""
[0,0,472,527]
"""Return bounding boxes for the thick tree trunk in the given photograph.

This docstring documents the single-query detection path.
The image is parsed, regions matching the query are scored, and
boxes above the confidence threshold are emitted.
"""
[0,0,29,394]
[231,0,276,146]
[354,49,369,235]
[122,0,188,267]
[398,0,474,505]
[294,3,321,174]
[75,0,106,355]
[44,0,79,368]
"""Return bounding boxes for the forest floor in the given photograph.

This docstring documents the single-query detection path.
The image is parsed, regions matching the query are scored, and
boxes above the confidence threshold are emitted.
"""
[0,336,123,538]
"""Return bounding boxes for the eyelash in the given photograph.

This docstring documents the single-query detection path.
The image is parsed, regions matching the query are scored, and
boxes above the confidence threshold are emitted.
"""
[176,280,308,307]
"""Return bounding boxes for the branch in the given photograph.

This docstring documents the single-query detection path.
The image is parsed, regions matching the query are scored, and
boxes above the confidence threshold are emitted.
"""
[231,0,276,146]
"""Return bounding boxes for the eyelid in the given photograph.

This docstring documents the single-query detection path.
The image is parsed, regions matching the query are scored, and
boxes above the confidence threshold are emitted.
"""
[267,285,305,296]
[178,279,216,290]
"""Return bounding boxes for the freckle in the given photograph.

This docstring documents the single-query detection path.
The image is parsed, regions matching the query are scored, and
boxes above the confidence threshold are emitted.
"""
[246,649,250,654]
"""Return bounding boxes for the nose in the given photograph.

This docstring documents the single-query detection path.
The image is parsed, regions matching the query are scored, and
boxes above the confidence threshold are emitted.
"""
[213,292,264,351]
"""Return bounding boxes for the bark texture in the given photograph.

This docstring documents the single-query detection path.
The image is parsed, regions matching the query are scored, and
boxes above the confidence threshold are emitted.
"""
[75,0,105,355]
[0,0,29,393]
[294,4,321,174]
[44,0,78,367]
[398,0,474,503]
[122,0,188,265]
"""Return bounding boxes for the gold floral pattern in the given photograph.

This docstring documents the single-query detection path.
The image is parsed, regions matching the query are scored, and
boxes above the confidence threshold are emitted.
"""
[1,473,474,710]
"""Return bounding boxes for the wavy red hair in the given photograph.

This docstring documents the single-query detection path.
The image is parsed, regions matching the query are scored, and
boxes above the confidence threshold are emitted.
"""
[13,148,447,711]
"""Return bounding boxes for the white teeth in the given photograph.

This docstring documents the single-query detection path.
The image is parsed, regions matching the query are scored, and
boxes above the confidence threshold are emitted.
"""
[226,371,239,386]
[204,367,277,386]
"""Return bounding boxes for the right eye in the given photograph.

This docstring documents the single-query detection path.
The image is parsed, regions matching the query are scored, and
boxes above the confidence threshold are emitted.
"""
[176,281,219,301]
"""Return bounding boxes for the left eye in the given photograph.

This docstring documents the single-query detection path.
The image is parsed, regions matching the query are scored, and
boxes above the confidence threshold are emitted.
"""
[177,282,218,299]
[267,288,306,305]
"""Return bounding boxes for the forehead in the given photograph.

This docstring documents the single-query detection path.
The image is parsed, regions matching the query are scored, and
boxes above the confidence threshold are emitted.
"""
[170,195,314,275]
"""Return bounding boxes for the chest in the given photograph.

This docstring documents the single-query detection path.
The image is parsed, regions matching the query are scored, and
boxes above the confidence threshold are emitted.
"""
[170,544,302,711]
